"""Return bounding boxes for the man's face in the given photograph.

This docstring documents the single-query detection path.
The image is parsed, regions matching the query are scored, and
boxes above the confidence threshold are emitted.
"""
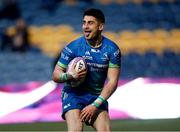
[82,15,104,40]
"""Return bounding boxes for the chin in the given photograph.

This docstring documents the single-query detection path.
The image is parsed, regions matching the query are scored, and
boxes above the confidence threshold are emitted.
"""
[84,36,91,40]
[86,38,91,40]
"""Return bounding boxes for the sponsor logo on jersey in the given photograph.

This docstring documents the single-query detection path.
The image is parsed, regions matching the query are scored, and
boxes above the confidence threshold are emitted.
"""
[61,53,69,61]
[65,46,72,54]
[87,62,108,68]
[114,49,120,57]
[91,49,100,53]
[83,51,93,60]
[83,55,93,60]
[90,67,104,72]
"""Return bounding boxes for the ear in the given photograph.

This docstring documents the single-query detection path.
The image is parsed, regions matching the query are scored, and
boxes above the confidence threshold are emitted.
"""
[99,23,104,31]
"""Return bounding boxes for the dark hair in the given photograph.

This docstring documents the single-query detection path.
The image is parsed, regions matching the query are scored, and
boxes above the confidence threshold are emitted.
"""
[83,8,105,23]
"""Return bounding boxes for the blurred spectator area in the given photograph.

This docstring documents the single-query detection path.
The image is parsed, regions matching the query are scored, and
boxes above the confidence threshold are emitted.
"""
[0,0,179,56]
[0,49,179,85]
[4,26,180,56]
[0,0,180,85]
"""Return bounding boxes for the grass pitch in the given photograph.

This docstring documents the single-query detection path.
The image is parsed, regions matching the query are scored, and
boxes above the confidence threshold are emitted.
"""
[0,118,180,131]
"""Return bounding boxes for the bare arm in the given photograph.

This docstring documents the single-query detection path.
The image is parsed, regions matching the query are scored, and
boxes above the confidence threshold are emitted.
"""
[100,67,120,100]
[52,64,87,83]
[80,67,120,122]
[52,64,73,83]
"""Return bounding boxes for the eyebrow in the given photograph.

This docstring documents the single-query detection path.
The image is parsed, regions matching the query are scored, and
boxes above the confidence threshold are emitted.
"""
[83,20,95,23]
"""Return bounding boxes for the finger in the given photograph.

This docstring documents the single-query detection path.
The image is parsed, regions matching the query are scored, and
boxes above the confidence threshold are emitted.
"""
[78,75,85,79]
[80,114,87,122]
[75,71,86,79]
[78,68,87,73]
[80,110,85,120]
[80,110,88,122]
[78,73,86,77]
[78,71,87,76]
[84,114,90,122]
[81,68,87,72]
[84,113,91,122]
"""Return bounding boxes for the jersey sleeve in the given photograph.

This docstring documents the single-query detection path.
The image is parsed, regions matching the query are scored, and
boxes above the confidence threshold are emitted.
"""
[109,45,121,68]
[57,44,74,69]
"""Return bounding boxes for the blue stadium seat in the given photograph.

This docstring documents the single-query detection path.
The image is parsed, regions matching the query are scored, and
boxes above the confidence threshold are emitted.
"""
[0,0,180,84]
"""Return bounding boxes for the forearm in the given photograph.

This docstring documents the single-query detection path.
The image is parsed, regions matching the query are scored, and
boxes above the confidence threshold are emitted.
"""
[91,67,120,108]
[91,81,118,108]
[100,81,118,100]
[52,72,73,83]
[52,65,73,83]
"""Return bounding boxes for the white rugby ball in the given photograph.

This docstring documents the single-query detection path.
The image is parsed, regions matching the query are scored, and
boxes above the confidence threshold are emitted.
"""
[67,57,87,87]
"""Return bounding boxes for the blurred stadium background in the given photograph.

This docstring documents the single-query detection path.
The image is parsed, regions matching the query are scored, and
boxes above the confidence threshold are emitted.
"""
[0,0,180,131]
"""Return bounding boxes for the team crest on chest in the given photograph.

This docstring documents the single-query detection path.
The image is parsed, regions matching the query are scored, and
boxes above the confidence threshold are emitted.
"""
[85,51,90,55]
[101,52,109,61]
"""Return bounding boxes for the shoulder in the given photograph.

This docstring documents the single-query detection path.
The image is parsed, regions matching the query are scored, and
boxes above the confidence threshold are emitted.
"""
[102,36,120,51]
[61,36,87,57]
[62,36,84,54]
[67,36,85,48]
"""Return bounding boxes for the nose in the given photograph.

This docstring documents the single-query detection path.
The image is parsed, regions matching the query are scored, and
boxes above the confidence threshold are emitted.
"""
[83,23,89,29]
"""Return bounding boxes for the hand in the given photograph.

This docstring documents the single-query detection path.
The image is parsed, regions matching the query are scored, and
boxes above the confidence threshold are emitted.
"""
[67,63,87,80]
[80,104,97,122]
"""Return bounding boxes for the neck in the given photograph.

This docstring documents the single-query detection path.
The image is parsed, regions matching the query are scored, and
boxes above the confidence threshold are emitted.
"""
[87,34,102,48]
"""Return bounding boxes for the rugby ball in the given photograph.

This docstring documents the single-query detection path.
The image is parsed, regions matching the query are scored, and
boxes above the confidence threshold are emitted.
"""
[67,57,87,87]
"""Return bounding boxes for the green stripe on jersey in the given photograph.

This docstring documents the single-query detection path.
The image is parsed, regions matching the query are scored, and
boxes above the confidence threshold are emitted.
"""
[57,61,67,69]
[109,62,120,68]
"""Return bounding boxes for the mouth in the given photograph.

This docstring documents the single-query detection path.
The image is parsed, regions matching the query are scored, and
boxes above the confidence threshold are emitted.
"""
[84,31,91,37]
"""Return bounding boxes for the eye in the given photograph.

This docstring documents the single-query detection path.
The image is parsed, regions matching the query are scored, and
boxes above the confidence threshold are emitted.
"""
[89,21,94,25]
[82,21,86,25]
